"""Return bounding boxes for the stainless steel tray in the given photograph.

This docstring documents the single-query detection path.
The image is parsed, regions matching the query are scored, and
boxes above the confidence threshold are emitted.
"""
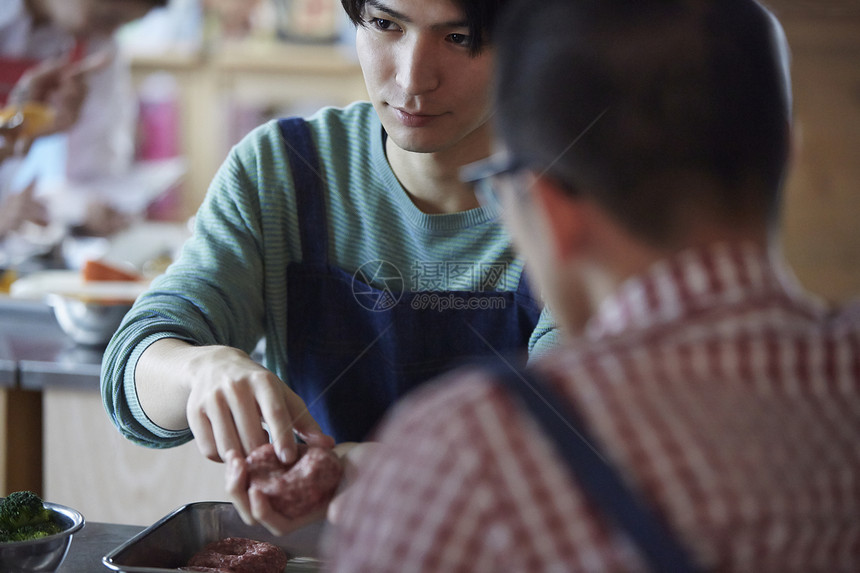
[102,501,322,572]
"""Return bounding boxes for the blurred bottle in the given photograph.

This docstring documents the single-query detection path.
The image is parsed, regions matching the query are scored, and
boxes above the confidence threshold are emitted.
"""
[137,72,182,220]
[137,72,180,160]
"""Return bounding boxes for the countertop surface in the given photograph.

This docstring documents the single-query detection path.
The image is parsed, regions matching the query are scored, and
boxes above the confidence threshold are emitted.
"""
[59,521,144,572]
[0,297,103,391]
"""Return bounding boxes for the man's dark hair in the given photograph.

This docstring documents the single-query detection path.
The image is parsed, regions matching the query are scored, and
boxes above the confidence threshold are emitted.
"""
[495,0,793,247]
[341,0,506,55]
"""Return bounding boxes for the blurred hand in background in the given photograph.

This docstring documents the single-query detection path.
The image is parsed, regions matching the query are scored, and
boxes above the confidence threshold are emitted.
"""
[2,51,112,159]
[0,183,47,238]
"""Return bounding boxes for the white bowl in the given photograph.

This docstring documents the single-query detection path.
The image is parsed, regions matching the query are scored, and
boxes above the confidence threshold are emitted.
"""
[47,293,132,346]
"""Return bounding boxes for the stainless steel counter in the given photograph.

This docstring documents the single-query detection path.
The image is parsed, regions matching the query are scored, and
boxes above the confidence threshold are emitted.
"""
[0,297,103,391]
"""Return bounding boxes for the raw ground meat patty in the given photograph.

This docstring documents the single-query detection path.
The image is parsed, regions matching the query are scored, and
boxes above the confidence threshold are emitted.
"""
[183,536,288,573]
[246,443,343,520]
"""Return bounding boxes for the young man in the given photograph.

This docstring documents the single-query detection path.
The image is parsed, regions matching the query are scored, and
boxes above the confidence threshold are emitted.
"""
[323,0,860,571]
[101,0,557,529]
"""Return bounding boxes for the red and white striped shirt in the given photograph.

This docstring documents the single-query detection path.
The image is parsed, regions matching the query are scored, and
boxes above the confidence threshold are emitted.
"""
[324,242,860,572]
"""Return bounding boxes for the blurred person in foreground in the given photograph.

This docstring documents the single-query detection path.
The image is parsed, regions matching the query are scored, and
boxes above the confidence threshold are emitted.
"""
[323,0,860,571]
[0,0,168,239]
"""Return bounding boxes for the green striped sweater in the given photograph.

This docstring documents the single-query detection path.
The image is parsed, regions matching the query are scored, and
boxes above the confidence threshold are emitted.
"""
[101,101,559,448]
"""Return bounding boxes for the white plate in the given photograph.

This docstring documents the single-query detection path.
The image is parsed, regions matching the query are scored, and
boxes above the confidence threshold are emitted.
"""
[10,270,150,303]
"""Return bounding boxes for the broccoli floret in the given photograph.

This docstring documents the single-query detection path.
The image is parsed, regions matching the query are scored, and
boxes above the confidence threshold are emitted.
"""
[2,522,62,542]
[0,491,52,530]
[0,491,57,542]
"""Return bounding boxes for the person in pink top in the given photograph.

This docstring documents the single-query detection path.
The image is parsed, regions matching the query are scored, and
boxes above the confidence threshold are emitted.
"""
[0,0,167,239]
[322,0,860,571]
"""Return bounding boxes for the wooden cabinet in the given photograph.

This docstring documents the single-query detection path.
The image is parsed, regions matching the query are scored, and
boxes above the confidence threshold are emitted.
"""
[777,13,860,303]
[130,41,367,220]
[0,388,42,496]
[43,387,227,525]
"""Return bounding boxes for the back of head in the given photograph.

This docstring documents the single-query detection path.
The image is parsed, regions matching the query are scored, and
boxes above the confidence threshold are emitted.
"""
[494,0,793,247]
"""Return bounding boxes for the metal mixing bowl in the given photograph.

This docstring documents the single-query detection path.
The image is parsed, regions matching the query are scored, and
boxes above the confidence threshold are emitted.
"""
[0,500,85,572]
[47,294,132,347]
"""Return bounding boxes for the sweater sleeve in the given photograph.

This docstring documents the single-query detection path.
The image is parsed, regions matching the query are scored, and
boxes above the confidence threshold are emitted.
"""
[528,306,562,361]
[100,142,271,448]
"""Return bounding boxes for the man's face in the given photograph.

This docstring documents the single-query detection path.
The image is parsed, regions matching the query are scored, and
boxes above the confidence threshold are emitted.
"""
[498,171,553,300]
[498,168,601,337]
[43,0,154,37]
[355,0,495,155]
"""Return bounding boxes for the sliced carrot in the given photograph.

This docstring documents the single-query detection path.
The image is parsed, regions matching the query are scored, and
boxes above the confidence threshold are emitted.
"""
[82,259,142,282]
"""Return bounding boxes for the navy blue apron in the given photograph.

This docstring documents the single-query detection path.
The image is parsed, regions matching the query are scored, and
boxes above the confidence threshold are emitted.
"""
[492,362,702,572]
[280,118,542,443]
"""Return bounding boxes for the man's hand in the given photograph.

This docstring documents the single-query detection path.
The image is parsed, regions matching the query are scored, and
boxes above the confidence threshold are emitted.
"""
[326,442,378,524]
[136,339,334,468]
[225,442,377,536]
[226,448,328,536]
[178,344,335,464]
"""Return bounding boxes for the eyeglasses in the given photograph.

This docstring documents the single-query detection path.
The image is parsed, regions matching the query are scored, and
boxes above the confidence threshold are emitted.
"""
[460,150,528,213]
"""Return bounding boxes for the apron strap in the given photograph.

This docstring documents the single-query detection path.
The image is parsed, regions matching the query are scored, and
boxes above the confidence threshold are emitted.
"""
[490,362,702,572]
[278,117,328,264]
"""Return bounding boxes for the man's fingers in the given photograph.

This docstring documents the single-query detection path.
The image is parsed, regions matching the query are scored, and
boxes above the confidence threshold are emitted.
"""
[209,395,247,463]
[225,450,255,526]
[247,486,325,536]
[295,428,336,450]
[188,390,244,463]
[283,391,335,452]
[250,375,298,463]
[327,489,347,524]
[247,486,292,536]
[257,381,334,464]
[225,379,271,457]
[327,442,378,524]
[187,406,220,462]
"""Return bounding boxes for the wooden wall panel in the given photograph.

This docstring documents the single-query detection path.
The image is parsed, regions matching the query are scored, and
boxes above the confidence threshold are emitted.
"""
[43,388,227,526]
[775,8,860,303]
[1,388,43,497]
